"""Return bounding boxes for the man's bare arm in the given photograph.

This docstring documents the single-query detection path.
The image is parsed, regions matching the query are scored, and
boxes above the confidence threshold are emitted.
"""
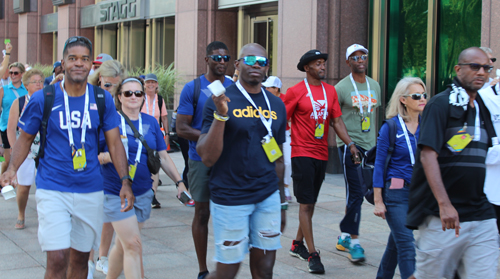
[330,116,359,161]
[420,146,460,236]
[176,114,201,142]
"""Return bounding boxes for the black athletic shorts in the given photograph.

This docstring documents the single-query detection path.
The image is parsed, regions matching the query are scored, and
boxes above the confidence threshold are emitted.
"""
[0,129,10,149]
[291,157,328,204]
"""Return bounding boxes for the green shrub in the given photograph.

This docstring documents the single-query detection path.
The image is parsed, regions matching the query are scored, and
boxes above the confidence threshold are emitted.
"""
[31,63,53,79]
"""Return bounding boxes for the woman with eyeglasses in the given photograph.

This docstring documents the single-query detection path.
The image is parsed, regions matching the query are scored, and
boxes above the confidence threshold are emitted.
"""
[88,60,126,97]
[372,77,427,279]
[86,59,127,277]
[0,62,27,176]
[99,77,188,279]
[5,69,43,230]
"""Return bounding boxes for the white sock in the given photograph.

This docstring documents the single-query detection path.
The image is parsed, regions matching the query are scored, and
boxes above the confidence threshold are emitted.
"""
[340,232,351,240]
[350,239,360,247]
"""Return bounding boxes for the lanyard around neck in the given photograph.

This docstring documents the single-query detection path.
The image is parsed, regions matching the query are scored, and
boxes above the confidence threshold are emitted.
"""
[397,115,415,166]
[236,81,273,137]
[473,100,481,141]
[62,79,89,149]
[121,114,143,163]
[304,78,328,123]
[349,73,371,115]
[145,94,156,117]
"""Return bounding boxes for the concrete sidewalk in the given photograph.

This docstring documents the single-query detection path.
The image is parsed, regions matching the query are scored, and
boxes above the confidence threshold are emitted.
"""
[0,151,498,278]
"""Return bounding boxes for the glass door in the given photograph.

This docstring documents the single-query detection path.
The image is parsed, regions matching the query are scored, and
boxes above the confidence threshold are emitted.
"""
[250,15,278,76]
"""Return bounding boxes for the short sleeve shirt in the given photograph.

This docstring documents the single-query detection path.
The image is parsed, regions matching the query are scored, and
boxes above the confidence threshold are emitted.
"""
[141,94,167,123]
[1,83,28,131]
[406,87,495,229]
[19,82,120,193]
[284,80,342,161]
[334,76,381,150]
[177,75,233,161]
[200,83,287,206]
[101,113,166,196]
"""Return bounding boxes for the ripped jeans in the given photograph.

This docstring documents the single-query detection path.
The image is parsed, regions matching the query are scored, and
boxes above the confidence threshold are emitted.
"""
[210,190,282,264]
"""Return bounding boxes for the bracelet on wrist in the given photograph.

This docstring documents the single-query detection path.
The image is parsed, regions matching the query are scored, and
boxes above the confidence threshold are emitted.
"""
[120,175,132,182]
[213,111,229,122]
[281,202,288,210]
[175,179,185,188]
[347,141,355,148]
[5,53,9,55]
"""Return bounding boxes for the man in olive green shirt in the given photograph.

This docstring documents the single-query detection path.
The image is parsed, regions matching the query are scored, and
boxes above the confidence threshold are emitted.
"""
[334,44,381,263]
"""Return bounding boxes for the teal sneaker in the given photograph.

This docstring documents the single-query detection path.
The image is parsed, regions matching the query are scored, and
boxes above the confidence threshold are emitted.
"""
[336,235,351,252]
[348,244,366,263]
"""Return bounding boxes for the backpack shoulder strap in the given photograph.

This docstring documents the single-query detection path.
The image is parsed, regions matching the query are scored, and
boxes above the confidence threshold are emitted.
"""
[157,94,163,127]
[93,85,106,153]
[192,76,202,113]
[18,96,26,117]
[38,85,56,159]
[383,118,398,177]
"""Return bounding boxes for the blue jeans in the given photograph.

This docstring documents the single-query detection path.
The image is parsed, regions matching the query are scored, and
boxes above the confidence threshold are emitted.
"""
[376,183,415,279]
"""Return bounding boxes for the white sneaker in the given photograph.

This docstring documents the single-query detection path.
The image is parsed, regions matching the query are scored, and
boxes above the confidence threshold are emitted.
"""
[96,256,109,275]
[87,260,95,279]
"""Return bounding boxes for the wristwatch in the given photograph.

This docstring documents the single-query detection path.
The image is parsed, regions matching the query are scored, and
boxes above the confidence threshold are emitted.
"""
[348,141,356,148]
[175,179,185,188]
[120,175,132,182]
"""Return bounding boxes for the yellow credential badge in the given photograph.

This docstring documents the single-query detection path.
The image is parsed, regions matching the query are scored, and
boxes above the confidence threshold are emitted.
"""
[315,123,325,139]
[262,137,283,163]
[447,133,473,154]
[73,148,87,171]
[361,117,371,132]
[129,163,137,180]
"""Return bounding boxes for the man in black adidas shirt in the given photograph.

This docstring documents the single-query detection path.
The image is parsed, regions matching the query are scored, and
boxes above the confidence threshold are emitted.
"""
[407,47,498,278]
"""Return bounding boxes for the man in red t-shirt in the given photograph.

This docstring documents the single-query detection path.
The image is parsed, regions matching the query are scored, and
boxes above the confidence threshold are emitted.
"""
[285,50,359,274]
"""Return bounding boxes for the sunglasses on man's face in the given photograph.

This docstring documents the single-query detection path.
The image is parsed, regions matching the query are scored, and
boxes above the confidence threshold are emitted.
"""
[9,71,19,76]
[405,93,427,100]
[239,56,269,67]
[121,90,145,98]
[349,54,368,62]
[458,63,493,73]
[207,55,231,63]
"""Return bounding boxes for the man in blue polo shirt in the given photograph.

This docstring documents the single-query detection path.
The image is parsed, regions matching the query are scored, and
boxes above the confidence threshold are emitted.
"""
[176,41,233,279]
[0,36,132,279]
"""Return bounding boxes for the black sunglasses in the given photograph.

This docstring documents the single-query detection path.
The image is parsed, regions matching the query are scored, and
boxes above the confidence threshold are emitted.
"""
[491,58,497,63]
[458,63,493,73]
[9,71,19,76]
[207,55,231,62]
[63,36,93,53]
[349,54,368,62]
[239,56,269,67]
[405,93,427,100]
[104,82,118,88]
[121,90,145,98]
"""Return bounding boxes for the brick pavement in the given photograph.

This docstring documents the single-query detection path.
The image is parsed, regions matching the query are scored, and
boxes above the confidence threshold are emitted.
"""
[0,152,498,278]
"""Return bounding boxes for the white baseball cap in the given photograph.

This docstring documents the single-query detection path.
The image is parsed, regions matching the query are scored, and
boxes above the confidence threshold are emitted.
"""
[346,44,369,60]
[262,76,282,88]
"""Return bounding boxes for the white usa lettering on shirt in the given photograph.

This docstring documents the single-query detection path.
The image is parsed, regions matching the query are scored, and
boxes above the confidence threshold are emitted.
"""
[58,111,92,130]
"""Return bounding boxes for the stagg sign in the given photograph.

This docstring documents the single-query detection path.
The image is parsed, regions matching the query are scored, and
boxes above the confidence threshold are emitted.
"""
[99,0,138,23]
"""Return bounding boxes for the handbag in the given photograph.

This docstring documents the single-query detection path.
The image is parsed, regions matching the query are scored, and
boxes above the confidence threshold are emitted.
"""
[120,111,162,174]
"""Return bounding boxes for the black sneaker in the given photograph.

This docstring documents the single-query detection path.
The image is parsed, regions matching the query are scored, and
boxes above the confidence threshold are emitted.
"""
[289,240,309,261]
[158,179,163,186]
[197,271,209,279]
[308,252,325,274]
[151,194,161,208]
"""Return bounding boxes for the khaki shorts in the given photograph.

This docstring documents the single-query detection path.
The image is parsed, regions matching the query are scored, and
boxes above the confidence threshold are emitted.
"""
[188,159,211,202]
[36,189,104,252]
[414,215,498,279]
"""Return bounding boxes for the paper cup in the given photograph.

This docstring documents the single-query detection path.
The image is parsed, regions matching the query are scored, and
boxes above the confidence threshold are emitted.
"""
[1,185,16,200]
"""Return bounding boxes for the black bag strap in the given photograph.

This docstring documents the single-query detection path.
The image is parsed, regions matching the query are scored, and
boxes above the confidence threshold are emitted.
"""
[119,110,155,153]
[192,76,202,114]
[383,118,397,179]
[157,94,163,128]
[93,85,106,153]
[38,85,56,159]
[18,95,26,117]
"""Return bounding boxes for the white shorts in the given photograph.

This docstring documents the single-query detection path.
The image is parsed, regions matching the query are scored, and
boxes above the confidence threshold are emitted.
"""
[35,189,104,252]
[17,158,36,186]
